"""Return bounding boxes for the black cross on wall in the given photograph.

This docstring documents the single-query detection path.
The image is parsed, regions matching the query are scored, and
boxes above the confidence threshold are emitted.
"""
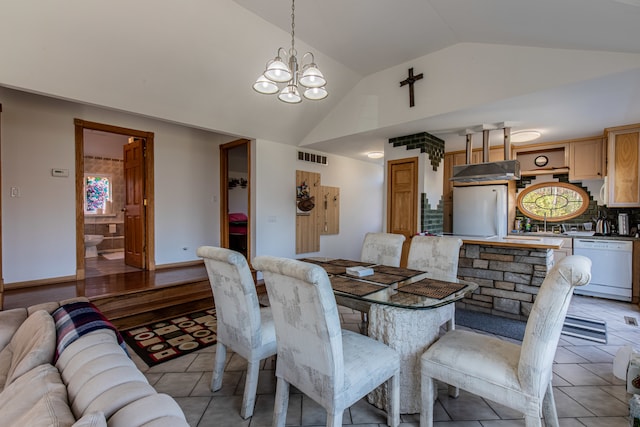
[399,67,423,107]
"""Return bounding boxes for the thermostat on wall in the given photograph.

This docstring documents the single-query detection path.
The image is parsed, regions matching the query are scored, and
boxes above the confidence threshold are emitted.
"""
[51,168,69,177]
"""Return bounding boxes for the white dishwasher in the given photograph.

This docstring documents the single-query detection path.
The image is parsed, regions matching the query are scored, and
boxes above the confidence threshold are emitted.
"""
[573,239,633,302]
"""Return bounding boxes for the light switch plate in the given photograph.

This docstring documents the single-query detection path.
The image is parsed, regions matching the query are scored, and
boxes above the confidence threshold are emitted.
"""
[51,168,69,177]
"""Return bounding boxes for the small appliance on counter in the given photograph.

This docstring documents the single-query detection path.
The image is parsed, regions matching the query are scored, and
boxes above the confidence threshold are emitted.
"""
[617,213,629,236]
[593,211,611,236]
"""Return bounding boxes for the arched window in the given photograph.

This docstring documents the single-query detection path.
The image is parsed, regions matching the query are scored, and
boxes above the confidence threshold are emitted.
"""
[517,182,589,222]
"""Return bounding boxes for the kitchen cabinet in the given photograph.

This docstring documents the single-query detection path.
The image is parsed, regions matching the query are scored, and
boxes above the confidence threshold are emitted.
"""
[606,125,640,207]
[569,136,605,181]
[512,142,568,176]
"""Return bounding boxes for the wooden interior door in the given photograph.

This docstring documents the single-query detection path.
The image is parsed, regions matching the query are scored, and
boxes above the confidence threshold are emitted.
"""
[387,157,418,266]
[124,139,145,268]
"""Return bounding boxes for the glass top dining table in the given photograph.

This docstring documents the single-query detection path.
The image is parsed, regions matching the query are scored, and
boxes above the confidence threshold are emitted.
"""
[299,258,478,310]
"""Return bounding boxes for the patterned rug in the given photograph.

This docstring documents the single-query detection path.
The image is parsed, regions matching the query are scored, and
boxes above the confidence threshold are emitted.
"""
[121,308,217,366]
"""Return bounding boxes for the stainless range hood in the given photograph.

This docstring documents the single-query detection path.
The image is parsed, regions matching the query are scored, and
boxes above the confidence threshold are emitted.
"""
[450,125,521,182]
[451,159,521,182]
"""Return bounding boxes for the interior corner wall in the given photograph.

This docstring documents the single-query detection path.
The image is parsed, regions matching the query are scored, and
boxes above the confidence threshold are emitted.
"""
[254,139,384,261]
[0,87,224,284]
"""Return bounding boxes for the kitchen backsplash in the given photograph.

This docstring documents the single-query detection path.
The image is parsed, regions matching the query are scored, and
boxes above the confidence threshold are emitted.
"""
[516,174,640,235]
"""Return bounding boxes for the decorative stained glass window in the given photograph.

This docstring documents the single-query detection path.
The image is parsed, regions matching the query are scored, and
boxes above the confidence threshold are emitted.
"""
[517,182,589,221]
[85,174,112,214]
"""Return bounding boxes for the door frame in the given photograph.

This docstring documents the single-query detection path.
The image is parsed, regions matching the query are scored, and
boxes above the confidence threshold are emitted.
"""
[219,139,251,262]
[74,119,155,284]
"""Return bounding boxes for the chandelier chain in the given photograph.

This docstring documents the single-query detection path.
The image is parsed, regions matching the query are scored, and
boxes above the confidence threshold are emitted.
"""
[290,0,296,56]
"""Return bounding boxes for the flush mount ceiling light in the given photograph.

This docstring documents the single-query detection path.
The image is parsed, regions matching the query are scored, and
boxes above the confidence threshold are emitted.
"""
[252,0,327,104]
[367,151,384,159]
[510,130,541,143]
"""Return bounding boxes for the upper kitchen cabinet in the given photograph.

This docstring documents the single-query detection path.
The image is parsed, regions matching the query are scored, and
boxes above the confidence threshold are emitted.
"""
[512,142,569,175]
[606,124,640,207]
[569,136,605,181]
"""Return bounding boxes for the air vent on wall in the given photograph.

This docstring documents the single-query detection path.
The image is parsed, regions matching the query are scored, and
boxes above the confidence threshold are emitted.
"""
[297,151,328,166]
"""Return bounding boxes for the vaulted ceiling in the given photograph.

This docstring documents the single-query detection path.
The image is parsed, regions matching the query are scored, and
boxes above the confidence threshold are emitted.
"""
[2,0,640,163]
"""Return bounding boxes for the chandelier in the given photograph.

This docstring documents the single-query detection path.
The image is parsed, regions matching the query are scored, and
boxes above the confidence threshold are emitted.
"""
[252,0,327,104]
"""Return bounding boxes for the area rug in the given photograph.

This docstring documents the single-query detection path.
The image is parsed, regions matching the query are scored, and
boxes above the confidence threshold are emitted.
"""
[456,309,526,341]
[456,309,607,344]
[121,308,217,366]
[102,251,124,260]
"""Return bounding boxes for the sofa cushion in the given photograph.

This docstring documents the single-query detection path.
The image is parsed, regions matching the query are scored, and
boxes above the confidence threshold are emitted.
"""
[27,297,90,316]
[72,412,107,427]
[0,363,75,427]
[0,310,56,390]
[0,308,28,352]
[108,394,189,427]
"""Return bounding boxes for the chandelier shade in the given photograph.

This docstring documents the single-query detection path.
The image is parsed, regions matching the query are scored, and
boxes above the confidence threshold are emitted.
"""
[253,75,279,94]
[303,86,328,101]
[253,0,327,104]
[278,84,302,104]
[264,51,292,83]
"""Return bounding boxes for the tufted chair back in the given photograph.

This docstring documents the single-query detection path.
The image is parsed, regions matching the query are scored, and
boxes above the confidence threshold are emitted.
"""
[407,236,463,280]
[360,232,406,267]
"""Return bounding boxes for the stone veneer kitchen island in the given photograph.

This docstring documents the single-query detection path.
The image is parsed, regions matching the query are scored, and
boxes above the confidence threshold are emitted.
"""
[454,235,565,321]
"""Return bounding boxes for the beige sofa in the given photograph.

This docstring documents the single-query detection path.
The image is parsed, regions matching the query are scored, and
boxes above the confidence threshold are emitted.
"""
[0,297,189,427]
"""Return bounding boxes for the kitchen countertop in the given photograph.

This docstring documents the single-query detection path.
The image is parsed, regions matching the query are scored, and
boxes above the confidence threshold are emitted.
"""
[508,231,639,242]
[453,235,566,249]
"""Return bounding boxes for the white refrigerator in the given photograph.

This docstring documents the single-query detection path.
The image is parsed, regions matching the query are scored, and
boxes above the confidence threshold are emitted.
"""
[453,185,508,237]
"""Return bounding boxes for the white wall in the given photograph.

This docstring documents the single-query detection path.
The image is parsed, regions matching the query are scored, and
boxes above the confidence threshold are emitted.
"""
[1,87,385,284]
[254,140,384,261]
[0,87,226,283]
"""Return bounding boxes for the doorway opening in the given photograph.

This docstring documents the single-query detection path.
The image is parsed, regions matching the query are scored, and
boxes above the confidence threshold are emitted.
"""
[220,139,251,262]
[74,119,155,282]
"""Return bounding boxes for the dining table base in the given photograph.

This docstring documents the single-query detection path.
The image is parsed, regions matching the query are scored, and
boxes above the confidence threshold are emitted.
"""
[366,303,455,414]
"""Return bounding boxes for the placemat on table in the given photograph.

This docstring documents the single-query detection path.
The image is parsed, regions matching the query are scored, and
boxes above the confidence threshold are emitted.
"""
[325,259,375,268]
[330,276,385,297]
[298,259,347,275]
[397,278,466,299]
[372,265,424,279]
[359,271,407,285]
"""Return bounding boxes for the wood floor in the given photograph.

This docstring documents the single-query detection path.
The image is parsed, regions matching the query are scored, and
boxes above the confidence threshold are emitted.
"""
[3,255,216,329]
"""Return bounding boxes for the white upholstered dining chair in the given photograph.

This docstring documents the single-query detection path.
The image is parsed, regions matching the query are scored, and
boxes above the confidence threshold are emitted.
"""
[252,255,401,427]
[360,232,406,267]
[196,246,277,419]
[407,235,463,280]
[420,255,592,427]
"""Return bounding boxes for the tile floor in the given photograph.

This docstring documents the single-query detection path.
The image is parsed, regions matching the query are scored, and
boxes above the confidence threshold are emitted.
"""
[128,295,640,426]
